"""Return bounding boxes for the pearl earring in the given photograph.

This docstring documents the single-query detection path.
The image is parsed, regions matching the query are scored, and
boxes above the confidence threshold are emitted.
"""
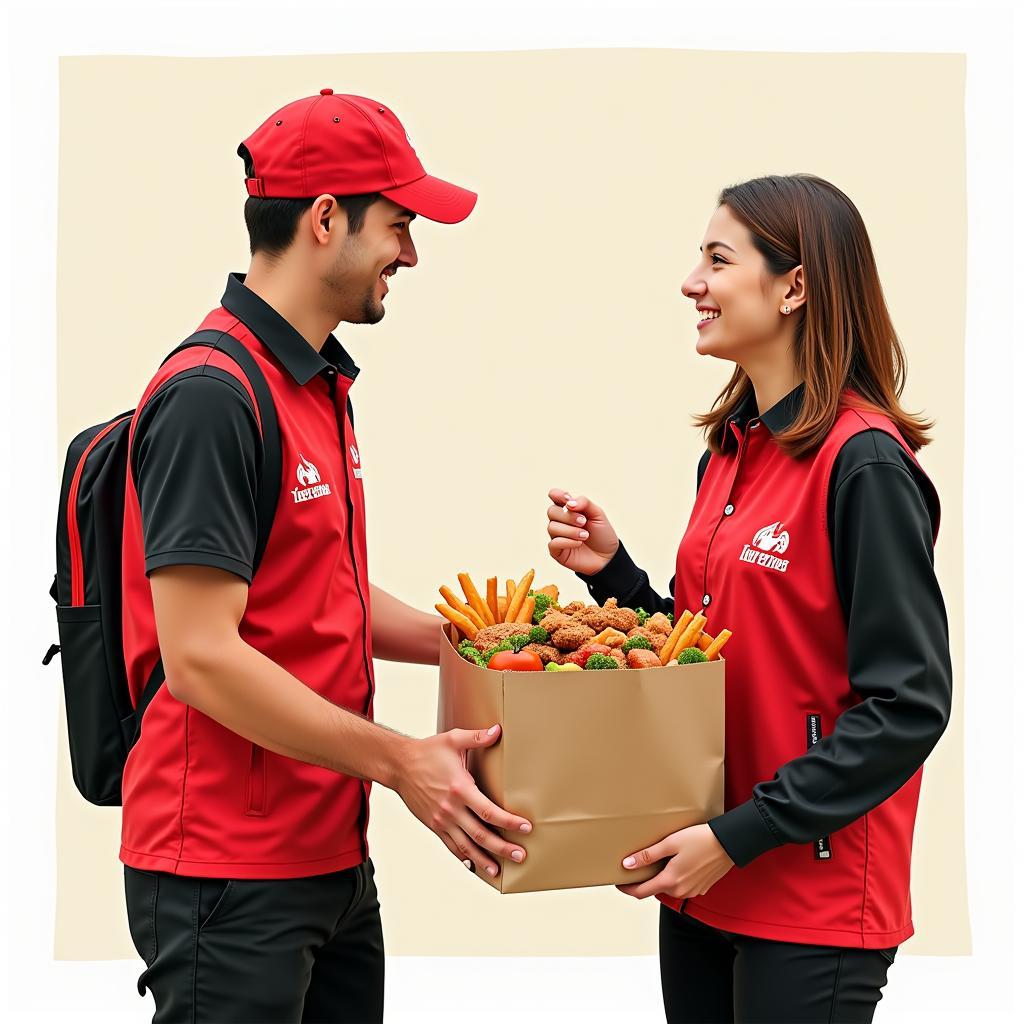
[782,305,791,314]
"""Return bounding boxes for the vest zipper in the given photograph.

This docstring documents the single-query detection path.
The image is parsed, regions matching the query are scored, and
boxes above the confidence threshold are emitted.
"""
[331,370,374,860]
[66,416,132,607]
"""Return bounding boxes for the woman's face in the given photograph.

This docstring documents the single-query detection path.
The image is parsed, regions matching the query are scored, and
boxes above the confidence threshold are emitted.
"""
[681,204,796,361]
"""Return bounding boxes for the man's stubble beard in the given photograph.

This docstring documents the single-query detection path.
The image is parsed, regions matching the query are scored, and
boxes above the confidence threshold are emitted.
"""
[321,237,386,326]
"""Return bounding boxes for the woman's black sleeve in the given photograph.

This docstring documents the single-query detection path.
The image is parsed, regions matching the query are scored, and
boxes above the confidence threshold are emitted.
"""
[706,431,953,868]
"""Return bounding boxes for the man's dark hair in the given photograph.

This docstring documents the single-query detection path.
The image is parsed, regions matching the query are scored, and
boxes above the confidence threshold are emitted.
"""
[238,144,381,258]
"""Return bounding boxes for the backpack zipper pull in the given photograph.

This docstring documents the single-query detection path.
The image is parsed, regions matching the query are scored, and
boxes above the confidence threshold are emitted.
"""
[42,644,61,666]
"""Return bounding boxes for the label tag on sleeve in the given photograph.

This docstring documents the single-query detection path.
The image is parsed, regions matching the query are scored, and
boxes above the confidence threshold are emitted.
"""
[806,714,833,861]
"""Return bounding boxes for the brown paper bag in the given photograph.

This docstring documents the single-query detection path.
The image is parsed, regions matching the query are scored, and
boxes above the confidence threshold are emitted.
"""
[436,626,724,894]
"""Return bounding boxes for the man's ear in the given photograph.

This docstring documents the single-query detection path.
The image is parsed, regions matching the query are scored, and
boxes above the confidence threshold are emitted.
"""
[310,195,339,245]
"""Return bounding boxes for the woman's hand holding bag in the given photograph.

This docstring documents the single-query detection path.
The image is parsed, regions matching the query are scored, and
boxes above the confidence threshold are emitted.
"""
[616,823,735,901]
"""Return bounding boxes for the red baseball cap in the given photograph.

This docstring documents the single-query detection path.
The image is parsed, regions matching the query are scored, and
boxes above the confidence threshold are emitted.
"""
[238,89,477,224]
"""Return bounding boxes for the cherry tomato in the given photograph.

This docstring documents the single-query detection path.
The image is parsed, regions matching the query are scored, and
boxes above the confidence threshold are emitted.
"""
[488,650,544,672]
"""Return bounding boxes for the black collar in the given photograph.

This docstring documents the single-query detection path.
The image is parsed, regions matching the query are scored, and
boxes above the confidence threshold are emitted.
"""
[723,382,805,450]
[220,273,360,386]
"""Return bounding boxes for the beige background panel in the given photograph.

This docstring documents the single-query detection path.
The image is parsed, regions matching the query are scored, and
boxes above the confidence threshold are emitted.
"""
[56,50,967,958]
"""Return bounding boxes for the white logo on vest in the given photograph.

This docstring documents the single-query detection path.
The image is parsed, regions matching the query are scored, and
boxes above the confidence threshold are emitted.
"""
[349,444,362,479]
[740,521,791,573]
[293,454,332,504]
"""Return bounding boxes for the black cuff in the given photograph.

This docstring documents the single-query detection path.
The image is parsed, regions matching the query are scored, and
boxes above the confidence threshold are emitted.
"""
[145,550,254,584]
[707,798,783,868]
[576,541,645,606]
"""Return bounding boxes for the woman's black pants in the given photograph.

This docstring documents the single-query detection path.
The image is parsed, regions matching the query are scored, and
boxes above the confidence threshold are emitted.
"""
[660,904,898,1024]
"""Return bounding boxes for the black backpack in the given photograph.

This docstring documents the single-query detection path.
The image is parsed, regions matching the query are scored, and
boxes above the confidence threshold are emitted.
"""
[45,331,282,806]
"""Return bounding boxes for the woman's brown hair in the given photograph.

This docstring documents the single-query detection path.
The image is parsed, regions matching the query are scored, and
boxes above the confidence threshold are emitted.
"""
[694,174,933,456]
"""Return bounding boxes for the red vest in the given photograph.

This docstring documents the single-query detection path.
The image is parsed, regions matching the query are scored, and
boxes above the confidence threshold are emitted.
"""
[661,399,938,948]
[120,307,375,879]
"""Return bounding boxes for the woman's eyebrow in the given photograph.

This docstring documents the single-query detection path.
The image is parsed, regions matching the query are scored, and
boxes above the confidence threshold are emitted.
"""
[700,241,737,253]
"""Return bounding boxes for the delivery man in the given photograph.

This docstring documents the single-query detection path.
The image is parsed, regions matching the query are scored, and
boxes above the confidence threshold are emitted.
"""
[119,90,531,1024]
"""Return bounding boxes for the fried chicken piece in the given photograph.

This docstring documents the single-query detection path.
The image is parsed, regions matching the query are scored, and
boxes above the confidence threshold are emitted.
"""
[525,643,561,665]
[561,600,587,616]
[550,622,597,651]
[608,648,627,669]
[577,602,639,633]
[578,605,612,631]
[604,607,639,632]
[539,610,573,634]
[645,612,673,635]
[627,626,671,652]
[473,622,534,652]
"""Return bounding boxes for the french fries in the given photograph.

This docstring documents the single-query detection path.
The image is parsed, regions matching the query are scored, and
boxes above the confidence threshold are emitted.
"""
[435,602,479,640]
[669,613,707,663]
[659,611,695,665]
[515,595,536,624]
[704,629,733,661]
[439,585,485,630]
[505,569,535,623]
[458,572,495,627]
[593,627,628,648]
[486,577,500,624]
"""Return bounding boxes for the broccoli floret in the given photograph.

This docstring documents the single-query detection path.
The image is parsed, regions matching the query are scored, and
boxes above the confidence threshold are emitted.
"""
[544,661,562,672]
[584,653,618,670]
[507,633,532,653]
[482,640,513,662]
[667,612,675,626]
[530,591,558,623]
[621,635,653,653]
[635,608,650,627]
[677,647,708,665]
[459,644,486,667]
[528,624,549,644]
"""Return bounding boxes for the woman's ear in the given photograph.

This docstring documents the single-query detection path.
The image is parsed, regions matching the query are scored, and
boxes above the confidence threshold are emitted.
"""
[782,265,806,313]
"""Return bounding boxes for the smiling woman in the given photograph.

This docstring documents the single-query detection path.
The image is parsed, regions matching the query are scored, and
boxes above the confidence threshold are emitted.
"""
[687,175,932,457]
[545,172,952,1022]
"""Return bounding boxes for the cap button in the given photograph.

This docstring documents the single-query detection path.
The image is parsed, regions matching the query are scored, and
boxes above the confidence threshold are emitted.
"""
[320,88,334,96]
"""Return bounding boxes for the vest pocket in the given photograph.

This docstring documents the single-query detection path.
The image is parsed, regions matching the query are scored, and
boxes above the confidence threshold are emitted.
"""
[244,742,267,816]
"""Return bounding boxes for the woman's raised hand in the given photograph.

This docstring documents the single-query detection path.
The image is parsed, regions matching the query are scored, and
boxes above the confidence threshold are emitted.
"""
[545,489,620,577]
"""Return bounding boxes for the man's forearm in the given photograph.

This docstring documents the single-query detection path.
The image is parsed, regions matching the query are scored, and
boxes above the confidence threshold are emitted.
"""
[168,636,412,786]
[370,583,444,665]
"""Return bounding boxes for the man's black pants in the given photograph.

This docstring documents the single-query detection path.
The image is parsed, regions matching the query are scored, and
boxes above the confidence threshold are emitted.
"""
[660,904,898,1023]
[124,860,384,1024]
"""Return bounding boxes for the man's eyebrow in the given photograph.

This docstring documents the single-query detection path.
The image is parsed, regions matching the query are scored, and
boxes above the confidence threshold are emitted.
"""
[700,241,736,253]
[398,209,417,221]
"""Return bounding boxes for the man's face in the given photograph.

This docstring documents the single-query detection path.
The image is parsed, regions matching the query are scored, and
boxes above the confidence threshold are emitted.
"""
[322,197,419,325]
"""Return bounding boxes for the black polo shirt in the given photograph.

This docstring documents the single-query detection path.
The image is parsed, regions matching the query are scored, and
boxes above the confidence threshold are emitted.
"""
[132,274,360,582]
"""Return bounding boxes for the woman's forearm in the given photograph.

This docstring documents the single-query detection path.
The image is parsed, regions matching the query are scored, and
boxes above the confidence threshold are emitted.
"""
[370,583,444,665]
[577,541,676,615]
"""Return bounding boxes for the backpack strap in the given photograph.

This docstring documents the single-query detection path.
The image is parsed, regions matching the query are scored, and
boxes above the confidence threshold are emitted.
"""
[130,330,282,746]
[165,330,282,571]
